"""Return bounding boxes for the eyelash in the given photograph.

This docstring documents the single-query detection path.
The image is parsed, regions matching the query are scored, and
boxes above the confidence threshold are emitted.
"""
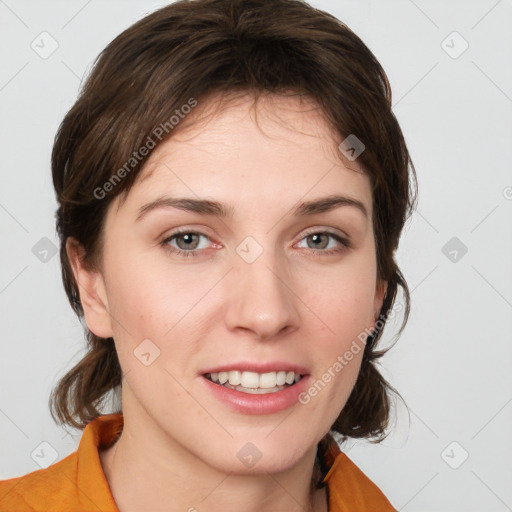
[160,228,351,258]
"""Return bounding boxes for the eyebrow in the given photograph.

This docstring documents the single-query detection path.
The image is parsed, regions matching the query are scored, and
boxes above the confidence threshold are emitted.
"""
[135,194,368,222]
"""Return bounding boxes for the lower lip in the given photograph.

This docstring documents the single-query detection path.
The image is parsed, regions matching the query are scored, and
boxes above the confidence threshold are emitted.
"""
[200,375,311,415]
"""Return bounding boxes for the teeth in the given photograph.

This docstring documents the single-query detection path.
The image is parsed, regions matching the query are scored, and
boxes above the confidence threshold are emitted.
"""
[241,371,260,388]
[228,370,241,386]
[259,372,278,389]
[206,370,302,389]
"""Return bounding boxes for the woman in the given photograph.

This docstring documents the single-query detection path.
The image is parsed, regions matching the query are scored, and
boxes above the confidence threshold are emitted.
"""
[0,0,416,510]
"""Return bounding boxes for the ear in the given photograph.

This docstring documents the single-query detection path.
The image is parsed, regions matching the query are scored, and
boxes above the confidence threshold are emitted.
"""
[66,237,113,339]
[371,279,388,329]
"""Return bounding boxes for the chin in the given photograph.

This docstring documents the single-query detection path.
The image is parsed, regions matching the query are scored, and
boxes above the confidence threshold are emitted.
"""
[197,434,315,476]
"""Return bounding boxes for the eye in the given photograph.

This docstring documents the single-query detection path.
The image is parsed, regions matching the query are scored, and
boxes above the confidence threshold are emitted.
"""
[161,230,213,258]
[295,230,350,255]
[160,228,351,259]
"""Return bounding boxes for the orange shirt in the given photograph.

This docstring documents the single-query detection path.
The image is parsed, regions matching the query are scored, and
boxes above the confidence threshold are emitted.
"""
[0,413,396,511]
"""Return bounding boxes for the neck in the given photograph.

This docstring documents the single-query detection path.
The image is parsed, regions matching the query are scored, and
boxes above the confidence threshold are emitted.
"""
[100,401,328,512]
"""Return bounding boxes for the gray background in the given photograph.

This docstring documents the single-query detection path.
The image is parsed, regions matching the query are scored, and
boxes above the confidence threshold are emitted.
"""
[1,0,511,510]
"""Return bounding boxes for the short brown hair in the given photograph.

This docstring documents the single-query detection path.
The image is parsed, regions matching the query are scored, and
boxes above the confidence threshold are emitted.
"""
[49,0,417,444]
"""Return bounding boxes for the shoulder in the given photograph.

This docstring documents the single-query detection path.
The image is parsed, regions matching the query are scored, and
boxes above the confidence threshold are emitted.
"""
[322,437,396,511]
[0,413,122,512]
[0,451,79,511]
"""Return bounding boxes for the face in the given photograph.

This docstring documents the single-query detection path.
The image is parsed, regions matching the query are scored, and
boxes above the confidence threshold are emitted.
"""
[72,92,386,475]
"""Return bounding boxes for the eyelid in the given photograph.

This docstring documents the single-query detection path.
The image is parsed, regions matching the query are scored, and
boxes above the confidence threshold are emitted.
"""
[298,226,350,243]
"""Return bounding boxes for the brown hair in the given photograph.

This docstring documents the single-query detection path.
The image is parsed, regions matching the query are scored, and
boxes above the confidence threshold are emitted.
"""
[49,0,417,450]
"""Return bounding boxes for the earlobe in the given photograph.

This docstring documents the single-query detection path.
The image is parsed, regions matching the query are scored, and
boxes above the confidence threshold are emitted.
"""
[66,237,113,339]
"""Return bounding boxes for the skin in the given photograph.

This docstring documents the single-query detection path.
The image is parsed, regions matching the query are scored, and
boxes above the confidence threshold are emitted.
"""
[67,91,387,512]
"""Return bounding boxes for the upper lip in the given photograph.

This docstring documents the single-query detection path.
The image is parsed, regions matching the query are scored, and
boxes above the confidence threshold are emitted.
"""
[201,362,309,375]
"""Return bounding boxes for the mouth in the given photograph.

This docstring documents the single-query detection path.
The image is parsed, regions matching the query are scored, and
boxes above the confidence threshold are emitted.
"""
[203,370,304,395]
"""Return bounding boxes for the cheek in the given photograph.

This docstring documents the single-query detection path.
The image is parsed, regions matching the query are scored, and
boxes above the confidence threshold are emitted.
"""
[104,250,209,336]
[102,252,223,381]
[309,263,377,342]
[299,260,376,414]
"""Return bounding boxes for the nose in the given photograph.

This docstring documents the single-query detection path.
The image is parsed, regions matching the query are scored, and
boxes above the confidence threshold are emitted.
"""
[224,250,301,341]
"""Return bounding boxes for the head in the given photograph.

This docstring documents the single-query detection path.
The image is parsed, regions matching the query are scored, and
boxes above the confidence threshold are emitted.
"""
[50,0,416,479]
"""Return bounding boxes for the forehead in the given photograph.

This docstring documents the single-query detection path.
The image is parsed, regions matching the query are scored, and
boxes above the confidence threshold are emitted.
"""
[114,92,371,217]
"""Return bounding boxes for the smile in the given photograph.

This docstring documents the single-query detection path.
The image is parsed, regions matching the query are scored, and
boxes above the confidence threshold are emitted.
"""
[204,370,303,394]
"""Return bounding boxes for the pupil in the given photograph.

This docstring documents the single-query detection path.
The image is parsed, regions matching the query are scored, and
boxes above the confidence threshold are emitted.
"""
[310,234,327,249]
[178,233,198,249]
